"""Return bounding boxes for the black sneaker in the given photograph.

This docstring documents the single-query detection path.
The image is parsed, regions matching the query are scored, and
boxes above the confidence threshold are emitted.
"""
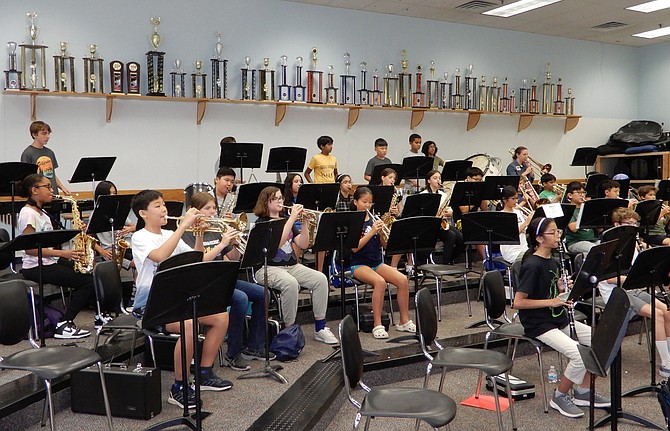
[222,354,251,371]
[200,372,233,392]
[241,347,276,361]
[167,383,200,409]
[54,321,90,339]
[94,312,114,328]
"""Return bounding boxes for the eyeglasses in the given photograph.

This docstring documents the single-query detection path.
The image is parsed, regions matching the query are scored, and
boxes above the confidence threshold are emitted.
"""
[35,184,53,190]
[270,196,283,202]
[542,229,563,236]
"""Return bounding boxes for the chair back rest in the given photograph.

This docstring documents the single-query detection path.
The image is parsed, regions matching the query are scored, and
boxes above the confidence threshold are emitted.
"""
[415,288,438,348]
[0,280,31,345]
[0,228,12,270]
[92,260,123,312]
[511,259,522,288]
[339,315,363,390]
[482,270,506,320]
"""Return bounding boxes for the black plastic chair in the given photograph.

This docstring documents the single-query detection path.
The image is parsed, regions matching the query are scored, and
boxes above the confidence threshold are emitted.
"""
[0,279,113,431]
[415,287,516,431]
[481,270,549,413]
[339,314,457,430]
[418,254,471,320]
[92,260,141,364]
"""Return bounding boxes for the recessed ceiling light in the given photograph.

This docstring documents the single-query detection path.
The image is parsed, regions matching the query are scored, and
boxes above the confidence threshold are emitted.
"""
[483,0,562,18]
[633,26,670,38]
[627,0,670,13]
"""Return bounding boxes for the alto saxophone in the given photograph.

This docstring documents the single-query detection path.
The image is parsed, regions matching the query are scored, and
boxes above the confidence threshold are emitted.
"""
[115,234,130,270]
[53,194,97,274]
[379,192,399,243]
[436,196,451,230]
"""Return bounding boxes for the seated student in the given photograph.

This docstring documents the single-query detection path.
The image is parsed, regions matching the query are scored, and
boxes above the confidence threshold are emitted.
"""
[214,167,237,217]
[515,217,610,418]
[601,179,636,208]
[364,138,392,183]
[18,173,97,338]
[499,185,531,264]
[253,187,338,345]
[335,174,353,212]
[131,190,233,409]
[598,208,670,377]
[93,180,136,269]
[420,170,464,264]
[565,181,598,255]
[379,167,411,272]
[638,185,670,246]
[182,192,268,371]
[349,187,415,339]
[538,173,564,204]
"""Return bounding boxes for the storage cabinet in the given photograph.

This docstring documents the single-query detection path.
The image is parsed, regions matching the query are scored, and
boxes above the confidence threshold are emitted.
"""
[594,151,670,182]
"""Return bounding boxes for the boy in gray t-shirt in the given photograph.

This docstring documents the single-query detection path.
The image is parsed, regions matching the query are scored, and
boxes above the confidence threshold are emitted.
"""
[364,138,392,184]
[20,121,70,195]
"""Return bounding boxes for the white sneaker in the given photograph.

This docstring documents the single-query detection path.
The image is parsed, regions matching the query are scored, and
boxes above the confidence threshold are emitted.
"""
[54,321,90,339]
[314,327,339,345]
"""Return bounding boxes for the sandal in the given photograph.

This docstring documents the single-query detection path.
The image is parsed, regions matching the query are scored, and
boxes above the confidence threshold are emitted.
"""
[396,320,416,333]
[372,325,389,339]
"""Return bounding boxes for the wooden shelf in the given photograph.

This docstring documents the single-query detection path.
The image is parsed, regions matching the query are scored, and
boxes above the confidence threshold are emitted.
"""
[595,151,670,182]
[3,90,581,132]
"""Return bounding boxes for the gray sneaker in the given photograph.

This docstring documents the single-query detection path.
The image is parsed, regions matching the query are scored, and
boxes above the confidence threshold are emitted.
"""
[550,390,584,418]
[572,390,611,408]
[222,354,251,371]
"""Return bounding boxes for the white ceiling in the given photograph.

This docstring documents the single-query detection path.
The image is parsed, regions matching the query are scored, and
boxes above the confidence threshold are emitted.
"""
[286,0,670,47]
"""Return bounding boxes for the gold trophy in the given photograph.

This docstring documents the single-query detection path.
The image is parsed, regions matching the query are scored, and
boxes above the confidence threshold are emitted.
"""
[83,44,104,93]
[306,47,323,103]
[211,31,227,99]
[258,57,275,101]
[325,65,337,104]
[20,12,48,91]
[191,60,207,98]
[383,64,399,107]
[426,61,439,109]
[146,17,165,96]
[398,49,411,107]
[53,41,75,92]
[542,62,554,114]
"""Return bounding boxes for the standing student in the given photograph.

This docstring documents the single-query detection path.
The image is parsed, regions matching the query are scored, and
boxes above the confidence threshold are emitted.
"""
[402,133,423,193]
[21,121,70,195]
[349,187,415,339]
[304,135,338,184]
[421,140,444,171]
[421,170,463,264]
[131,190,233,409]
[506,146,534,183]
[514,217,610,418]
[214,135,237,174]
[364,138,392,183]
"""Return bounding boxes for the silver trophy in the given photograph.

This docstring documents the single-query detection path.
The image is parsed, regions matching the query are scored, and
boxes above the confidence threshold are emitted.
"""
[4,41,21,90]
[340,53,355,105]
[241,56,256,100]
[191,60,206,98]
[211,31,228,99]
[20,12,48,90]
[53,41,75,92]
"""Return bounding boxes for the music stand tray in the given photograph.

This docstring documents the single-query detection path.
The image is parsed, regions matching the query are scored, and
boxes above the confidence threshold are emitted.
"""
[577,198,629,230]
[461,211,519,246]
[450,181,487,212]
[220,142,263,182]
[370,163,403,186]
[266,147,307,177]
[483,176,520,201]
[401,156,433,192]
[69,157,116,195]
[599,225,637,280]
[585,173,608,199]
[532,203,576,232]
[441,160,473,183]
[296,184,339,211]
[571,147,598,167]
[656,180,670,201]
[367,186,395,215]
[86,194,133,263]
[401,194,440,218]
[635,200,662,234]
[233,182,282,213]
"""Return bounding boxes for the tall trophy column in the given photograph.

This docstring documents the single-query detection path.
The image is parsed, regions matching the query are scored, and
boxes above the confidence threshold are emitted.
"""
[324,65,337,105]
[412,65,425,108]
[339,53,355,105]
[83,44,104,93]
[191,60,206,98]
[241,56,256,100]
[398,50,411,108]
[292,56,305,102]
[383,64,398,107]
[278,55,291,101]
[370,68,382,107]
[259,57,275,101]
[53,42,75,92]
[5,41,22,90]
[211,31,228,99]
[439,73,451,110]
[170,60,185,97]
[146,17,165,96]
[306,47,323,104]
[20,12,48,91]
[426,61,439,109]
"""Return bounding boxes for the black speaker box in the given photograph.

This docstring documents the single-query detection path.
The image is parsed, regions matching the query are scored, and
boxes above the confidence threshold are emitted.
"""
[350,305,391,333]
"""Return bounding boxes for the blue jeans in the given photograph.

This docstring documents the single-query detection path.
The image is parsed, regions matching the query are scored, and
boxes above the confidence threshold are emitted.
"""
[227,280,266,358]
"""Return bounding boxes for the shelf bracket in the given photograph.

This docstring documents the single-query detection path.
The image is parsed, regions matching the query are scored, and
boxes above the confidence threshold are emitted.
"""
[410,109,426,130]
[30,93,37,121]
[348,107,361,129]
[275,103,288,126]
[518,114,534,132]
[105,96,114,123]
[196,100,207,125]
[466,111,481,131]
[564,115,580,133]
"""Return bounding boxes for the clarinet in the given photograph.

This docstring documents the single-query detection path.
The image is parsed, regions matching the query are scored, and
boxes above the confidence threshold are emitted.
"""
[557,237,578,341]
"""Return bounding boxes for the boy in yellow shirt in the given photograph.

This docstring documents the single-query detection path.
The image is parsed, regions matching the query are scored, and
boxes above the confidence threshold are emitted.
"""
[305,135,338,183]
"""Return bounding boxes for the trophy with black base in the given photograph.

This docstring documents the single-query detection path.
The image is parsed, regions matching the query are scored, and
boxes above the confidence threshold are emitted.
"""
[170,60,185,97]
[370,68,382,106]
[554,77,565,115]
[357,61,369,106]
[241,56,256,101]
[490,76,499,112]
[5,42,22,90]
[412,65,425,108]
[110,60,124,94]
[500,77,511,113]
[450,68,463,110]
[259,57,274,101]
[398,50,411,107]
[565,88,575,115]
[53,42,75,92]
[211,31,227,99]
[324,65,337,105]
[20,12,48,91]
[306,47,323,104]
[83,44,104,93]
[519,78,529,113]
[529,78,539,114]
[191,60,207,98]
[425,61,438,109]
[278,55,291,101]
[126,62,140,95]
[542,63,554,114]
[439,73,450,110]
[292,56,305,102]
[146,17,165,96]
[383,64,399,107]
[339,53,355,105]
[478,76,488,111]
[464,64,476,110]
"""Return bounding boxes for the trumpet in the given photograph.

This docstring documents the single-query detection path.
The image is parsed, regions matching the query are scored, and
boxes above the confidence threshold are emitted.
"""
[514,204,533,218]
[366,209,391,241]
[279,204,325,219]
[552,183,566,196]
[279,204,334,247]
[167,216,247,254]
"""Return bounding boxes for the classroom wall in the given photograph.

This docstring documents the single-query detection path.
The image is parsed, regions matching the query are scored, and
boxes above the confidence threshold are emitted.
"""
[0,0,653,192]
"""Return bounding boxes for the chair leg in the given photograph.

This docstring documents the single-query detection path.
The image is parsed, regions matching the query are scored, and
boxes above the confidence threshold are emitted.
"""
[534,345,548,413]
[504,371,518,431]
[423,362,432,389]
[435,276,442,322]
[355,285,361,332]
[438,367,447,393]
[462,273,472,317]
[490,375,505,431]
[387,283,394,326]
[96,360,114,430]
[40,392,48,427]
[44,379,55,431]
[363,416,372,431]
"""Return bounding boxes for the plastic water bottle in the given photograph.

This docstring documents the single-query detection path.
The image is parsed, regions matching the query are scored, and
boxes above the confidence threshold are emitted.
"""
[547,365,558,383]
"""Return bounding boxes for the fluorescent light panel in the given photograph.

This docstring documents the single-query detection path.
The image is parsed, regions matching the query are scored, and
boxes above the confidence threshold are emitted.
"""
[627,0,670,13]
[483,0,562,18]
[633,26,670,38]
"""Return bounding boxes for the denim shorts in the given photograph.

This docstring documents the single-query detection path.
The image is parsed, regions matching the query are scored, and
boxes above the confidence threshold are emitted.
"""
[351,263,382,273]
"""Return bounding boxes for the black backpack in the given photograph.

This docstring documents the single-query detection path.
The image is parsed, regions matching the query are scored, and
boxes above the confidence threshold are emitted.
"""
[657,379,670,428]
[270,324,305,361]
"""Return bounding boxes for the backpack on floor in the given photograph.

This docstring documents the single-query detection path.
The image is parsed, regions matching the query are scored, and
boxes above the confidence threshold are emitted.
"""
[31,295,65,339]
[270,324,305,361]
[657,379,670,428]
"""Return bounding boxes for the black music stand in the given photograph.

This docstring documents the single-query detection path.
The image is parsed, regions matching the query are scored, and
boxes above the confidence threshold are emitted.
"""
[312,211,366,318]
[370,163,403,186]
[69,157,116,196]
[450,181,487,213]
[532,203,577,231]
[367,185,395,215]
[0,229,79,346]
[162,201,184,231]
[238,218,288,384]
[142,260,237,431]
[577,198,629,230]
[441,160,473,183]
[233,182,282,213]
[266,147,307,182]
[484,176,520,201]
[613,179,631,199]
[385,216,441,343]
[585,174,608,199]
[571,147,599,178]
[635,200,662,239]
[296,184,339,210]
[401,193,440,218]
[657,180,670,201]
[86,195,132,264]
[220,142,263,183]
[401,156,433,193]
[0,162,36,240]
